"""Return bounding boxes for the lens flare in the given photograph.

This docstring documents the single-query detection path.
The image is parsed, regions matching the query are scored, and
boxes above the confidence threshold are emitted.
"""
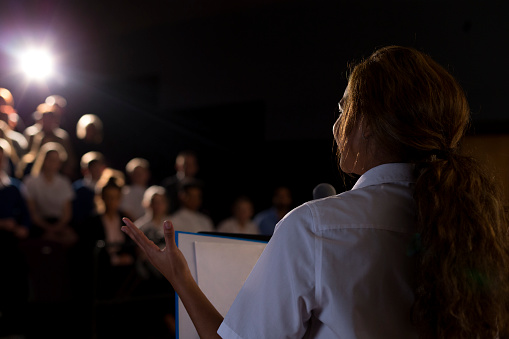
[19,48,54,80]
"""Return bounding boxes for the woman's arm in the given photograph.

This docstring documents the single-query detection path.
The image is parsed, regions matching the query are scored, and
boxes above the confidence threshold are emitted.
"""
[121,218,223,339]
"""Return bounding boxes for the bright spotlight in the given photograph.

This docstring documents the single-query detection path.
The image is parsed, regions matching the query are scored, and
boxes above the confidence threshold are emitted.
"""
[19,48,54,80]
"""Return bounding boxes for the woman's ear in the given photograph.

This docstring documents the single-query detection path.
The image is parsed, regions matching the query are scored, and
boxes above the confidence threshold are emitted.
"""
[361,120,373,140]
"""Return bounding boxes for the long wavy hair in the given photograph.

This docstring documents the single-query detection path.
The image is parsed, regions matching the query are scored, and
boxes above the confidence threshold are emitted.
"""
[337,46,509,338]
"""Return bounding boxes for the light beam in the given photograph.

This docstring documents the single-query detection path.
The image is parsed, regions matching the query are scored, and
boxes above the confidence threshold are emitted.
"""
[19,48,55,80]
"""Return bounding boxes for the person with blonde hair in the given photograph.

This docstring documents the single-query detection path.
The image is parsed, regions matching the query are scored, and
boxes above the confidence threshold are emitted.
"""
[121,46,509,338]
[135,185,172,243]
[74,113,105,160]
[76,114,103,144]
[121,157,151,221]
[23,142,76,246]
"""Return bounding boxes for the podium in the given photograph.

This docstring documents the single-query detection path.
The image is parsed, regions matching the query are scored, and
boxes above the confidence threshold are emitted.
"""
[175,231,269,339]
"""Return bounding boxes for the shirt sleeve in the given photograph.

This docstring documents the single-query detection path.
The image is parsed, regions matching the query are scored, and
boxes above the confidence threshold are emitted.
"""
[218,204,317,339]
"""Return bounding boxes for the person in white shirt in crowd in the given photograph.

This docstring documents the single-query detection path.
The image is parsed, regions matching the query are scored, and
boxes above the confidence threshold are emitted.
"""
[23,142,76,246]
[217,196,259,235]
[135,185,172,246]
[121,46,509,339]
[120,157,150,221]
[169,179,213,233]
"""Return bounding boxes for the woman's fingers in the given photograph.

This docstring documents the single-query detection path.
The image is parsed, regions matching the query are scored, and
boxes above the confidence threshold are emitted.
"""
[163,220,177,250]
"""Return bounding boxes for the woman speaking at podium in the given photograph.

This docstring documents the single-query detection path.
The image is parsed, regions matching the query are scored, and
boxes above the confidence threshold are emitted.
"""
[122,46,509,338]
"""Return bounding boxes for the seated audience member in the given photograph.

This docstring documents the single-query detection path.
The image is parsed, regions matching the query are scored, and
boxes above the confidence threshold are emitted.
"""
[170,179,213,233]
[0,138,30,238]
[134,186,171,281]
[86,174,134,267]
[121,157,150,221]
[217,196,259,235]
[84,172,135,300]
[0,121,20,176]
[74,113,104,157]
[21,103,76,179]
[0,87,14,106]
[135,185,171,246]
[72,151,106,226]
[161,150,200,214]
[0,102,28,158]
[0,139,30,337]
[23,142,77,246]
[132,185,176,336]
[253,186,293,235]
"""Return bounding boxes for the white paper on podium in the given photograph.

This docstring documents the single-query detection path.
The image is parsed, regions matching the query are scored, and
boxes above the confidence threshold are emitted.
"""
[195,241,266,317]
[175,232,267,339]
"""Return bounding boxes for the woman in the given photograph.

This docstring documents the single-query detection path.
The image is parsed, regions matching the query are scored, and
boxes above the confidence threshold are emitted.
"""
[135,185,172,246]
[217,196,259,235]
[24,142,76,246]
[122,46,509,338]
[82,173,136,302]
[89,174,134,267]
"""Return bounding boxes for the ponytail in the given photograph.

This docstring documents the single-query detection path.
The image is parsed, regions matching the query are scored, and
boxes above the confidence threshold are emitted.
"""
[413,153,509,338]
[342,46,509,337]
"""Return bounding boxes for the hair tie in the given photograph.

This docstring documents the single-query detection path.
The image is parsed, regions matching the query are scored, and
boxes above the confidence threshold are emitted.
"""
[431,148,453,160]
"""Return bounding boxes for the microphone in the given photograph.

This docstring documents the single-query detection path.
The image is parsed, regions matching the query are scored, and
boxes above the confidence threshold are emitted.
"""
[313,183,337,200]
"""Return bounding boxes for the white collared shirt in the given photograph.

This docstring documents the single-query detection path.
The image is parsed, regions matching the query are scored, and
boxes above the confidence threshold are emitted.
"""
[218,163,418,338]
[170,208,214,234]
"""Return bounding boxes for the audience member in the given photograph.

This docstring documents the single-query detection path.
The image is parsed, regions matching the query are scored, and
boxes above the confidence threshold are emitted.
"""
[0,139,30,337]
[161,150,200,214]
[0,121,20,175]
[217,196,259,234]
[74,113,104,158]
[135,185,171,245]
[21,103,76,179]
[0,139,30,238]
[170,179,213,233]
[0,102,28,158]
[0,87,14,106]
[87,174,134,267]
[132,185,176,336]
[121,157,150,221]
[23,142,77,246]
[45,94,67,111]
[82,173,136,299]
[72,151,106,226]
[253,186,292,235]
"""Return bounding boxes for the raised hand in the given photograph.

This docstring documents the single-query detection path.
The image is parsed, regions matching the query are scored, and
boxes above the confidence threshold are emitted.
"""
[121,217,223,339]
[121,218,193,289]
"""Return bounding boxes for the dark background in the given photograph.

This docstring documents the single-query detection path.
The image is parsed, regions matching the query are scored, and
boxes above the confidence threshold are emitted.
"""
[0,0,508,222]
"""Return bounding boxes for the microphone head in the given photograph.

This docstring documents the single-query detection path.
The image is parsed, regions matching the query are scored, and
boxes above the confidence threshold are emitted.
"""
[313,183,337,200]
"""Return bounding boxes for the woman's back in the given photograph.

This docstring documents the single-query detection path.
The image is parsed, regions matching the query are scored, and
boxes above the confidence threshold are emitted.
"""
[219,163,418,338]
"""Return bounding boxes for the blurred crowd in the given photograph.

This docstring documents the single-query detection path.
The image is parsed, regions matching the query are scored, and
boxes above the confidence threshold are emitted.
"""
[0,88,295,338]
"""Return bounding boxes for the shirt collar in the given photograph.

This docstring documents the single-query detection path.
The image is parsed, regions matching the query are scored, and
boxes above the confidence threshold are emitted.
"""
[352,163,415,190]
